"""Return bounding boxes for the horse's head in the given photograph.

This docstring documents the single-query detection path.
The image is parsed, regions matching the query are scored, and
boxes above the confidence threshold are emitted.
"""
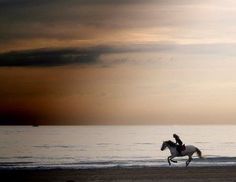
[161,140,176,151]
[161,141,167,151]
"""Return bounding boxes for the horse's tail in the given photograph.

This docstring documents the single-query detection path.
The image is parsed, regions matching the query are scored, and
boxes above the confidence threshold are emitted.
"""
[195,147,202,158]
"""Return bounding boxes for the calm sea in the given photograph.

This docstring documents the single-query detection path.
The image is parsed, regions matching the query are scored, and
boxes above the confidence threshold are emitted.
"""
[1,125,236,169]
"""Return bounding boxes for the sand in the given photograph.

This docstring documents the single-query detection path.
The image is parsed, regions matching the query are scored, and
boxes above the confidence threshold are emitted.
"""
[1,166,236,182]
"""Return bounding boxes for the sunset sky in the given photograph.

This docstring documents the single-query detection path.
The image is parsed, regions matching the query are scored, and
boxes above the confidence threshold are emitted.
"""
[1,0,236,125]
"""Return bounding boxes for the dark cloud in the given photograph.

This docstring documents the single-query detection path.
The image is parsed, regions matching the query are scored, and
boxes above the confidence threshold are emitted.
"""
[1,42,235,67]
[0,0,153,6]
[0,47,105,67]
[0,0,201,45]
[0,44,175,67]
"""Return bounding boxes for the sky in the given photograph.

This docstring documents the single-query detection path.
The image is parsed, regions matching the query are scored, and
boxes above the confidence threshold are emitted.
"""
[1,0,236,125]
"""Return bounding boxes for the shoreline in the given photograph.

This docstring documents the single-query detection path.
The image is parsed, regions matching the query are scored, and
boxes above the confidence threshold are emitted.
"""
[1,166,235,182]
[2,155,236,170]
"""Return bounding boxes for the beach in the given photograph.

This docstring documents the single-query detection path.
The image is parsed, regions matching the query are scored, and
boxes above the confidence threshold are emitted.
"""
[1,126,236,181]
[1,166,236,182]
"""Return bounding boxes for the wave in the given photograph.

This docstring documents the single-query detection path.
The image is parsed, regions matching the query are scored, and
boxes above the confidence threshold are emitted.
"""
[134,143,154,145]
[2,156,236,169]
[33,145,79,148]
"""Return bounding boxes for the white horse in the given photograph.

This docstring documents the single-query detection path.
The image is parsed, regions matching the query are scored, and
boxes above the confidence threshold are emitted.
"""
[161,140,202,167]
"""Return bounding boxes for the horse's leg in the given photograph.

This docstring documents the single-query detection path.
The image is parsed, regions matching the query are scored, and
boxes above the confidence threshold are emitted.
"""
[170,158,177,163]
[186,156,192,167]
[167,156,171,166]
[168,156,177,164]
[170,159,177,163]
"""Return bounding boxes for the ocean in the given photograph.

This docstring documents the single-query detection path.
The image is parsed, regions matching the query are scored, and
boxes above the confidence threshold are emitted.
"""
[1,125,236,169]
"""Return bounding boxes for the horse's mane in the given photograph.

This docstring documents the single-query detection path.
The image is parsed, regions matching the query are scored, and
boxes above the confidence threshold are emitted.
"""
[165,140,177,147]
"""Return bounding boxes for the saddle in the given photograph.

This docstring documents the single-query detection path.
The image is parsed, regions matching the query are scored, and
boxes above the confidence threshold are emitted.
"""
[180,144,186,151]
[177,144,186,155]
[177,144,186,156]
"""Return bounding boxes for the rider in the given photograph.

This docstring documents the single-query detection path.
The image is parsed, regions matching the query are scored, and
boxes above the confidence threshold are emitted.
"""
[173,134,184,155]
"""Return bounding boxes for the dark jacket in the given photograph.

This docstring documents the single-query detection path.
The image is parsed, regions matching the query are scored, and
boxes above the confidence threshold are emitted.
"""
[174,135,183,146]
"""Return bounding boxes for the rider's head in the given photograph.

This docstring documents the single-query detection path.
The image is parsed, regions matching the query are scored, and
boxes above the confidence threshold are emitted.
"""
[173,134,178,138]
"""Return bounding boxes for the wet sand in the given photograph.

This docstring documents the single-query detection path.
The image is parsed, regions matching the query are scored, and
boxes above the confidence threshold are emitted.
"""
[1,166,236,182]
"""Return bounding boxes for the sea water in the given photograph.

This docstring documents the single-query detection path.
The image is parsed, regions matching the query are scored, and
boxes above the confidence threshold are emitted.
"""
[1,125,236,169]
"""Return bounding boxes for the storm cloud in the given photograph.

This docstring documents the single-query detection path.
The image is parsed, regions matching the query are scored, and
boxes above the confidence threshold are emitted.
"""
[0,0,208,52]
[1,42,236,67]
[0,48,104,67]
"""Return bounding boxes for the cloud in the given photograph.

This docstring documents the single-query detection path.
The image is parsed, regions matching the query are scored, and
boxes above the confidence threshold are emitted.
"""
[2,0,236,54]
[0,47,106,67]
[2,42,236,67]
[0,43,176,67]
[0,0,203,48]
